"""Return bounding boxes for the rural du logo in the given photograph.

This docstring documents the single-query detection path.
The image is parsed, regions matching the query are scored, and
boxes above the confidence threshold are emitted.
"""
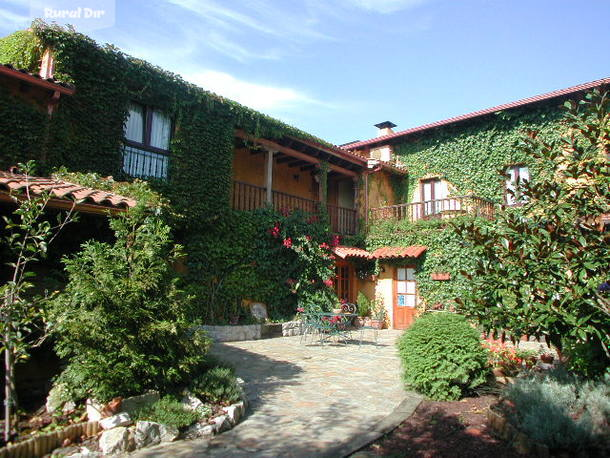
[31,0,115,31]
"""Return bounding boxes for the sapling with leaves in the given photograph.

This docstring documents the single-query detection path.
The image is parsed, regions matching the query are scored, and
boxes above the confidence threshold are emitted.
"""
[455,90,610,372]
[0,161,77,442]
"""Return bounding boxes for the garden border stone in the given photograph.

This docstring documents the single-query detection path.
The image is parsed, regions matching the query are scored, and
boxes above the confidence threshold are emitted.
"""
[486,408,550,457]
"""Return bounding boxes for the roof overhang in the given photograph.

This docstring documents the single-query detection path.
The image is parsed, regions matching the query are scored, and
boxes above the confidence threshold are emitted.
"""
[0,64,75,96]
[0,171,136,216]
[343,77,610,151]
[235,129,366,178]
[332,245,427,260]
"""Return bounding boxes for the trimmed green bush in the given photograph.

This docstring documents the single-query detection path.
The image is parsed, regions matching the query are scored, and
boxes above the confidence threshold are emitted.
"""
[504,369,609,451]
[397,312,489,400]
[50,203,211,402]
[190,367,242,405]
[133,396,203,429]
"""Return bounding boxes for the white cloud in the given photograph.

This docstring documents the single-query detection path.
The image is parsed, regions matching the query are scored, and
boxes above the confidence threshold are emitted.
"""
[343,0,430,14]
[184,69,323,112]
[203,31,282,62]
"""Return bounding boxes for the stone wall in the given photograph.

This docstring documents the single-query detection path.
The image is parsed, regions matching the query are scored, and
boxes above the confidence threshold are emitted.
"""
[199,325,262,342]
[281,321,304,337]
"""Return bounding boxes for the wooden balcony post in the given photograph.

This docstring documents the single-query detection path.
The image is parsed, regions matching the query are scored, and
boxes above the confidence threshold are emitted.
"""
[265,148,275,204]
[353,176,360,233]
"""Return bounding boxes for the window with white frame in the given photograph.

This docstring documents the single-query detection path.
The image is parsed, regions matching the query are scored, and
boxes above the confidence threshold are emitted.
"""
[123,103,171,179]
[505,165,529,206]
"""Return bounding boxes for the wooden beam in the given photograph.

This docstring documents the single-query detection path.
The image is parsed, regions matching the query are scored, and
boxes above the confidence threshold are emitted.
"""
[276,156,294,164]
[235,129,357,177]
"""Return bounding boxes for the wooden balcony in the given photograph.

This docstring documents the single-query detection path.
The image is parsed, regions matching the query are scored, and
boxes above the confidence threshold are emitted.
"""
[369,195,496,222]
[232,180,358,234]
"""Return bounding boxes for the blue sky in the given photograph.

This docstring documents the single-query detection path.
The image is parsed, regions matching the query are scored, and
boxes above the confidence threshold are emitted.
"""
[1,0,609,144]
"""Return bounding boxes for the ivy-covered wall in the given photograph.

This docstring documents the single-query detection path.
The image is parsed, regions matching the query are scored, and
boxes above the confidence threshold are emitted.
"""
[391,105,567,203]
[366,216,492,310]
[0,22,341,322]
[364,99,574,312]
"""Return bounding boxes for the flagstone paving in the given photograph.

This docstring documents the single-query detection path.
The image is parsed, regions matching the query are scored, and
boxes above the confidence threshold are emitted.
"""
[133,330,422,457]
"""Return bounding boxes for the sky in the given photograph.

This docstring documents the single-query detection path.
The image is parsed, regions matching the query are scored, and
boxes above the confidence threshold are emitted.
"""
[1,0,609,145]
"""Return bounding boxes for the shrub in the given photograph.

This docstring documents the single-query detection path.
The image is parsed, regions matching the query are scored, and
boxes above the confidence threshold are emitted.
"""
[504,369,610,451]
[397,312,489,400]
[190,367,242,405]
[356,292,371,317]
[50,205,211,402]
[133,396,202,429]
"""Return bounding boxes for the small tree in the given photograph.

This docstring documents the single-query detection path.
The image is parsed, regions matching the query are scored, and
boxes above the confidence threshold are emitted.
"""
[50,200,210,402]
[456,91,609,365]
[1,161,76,441]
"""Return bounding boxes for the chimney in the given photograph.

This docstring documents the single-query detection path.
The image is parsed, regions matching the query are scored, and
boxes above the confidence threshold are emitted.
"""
[374,121,396,137]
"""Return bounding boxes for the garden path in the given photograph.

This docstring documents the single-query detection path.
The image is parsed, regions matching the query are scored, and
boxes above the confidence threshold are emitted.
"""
[132,330,421,457]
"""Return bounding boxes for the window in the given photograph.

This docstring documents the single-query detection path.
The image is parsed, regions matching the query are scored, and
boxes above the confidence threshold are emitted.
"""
[420,178,447,216]
[395,267,417,308]
[505,165,529,206]
[123,103,171,179]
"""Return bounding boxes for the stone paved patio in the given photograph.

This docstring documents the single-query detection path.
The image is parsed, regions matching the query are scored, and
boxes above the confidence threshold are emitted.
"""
[132,330,422,457]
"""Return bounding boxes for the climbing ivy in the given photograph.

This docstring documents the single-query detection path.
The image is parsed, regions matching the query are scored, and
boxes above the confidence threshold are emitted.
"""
[366,216,492,310]
[393,105,567,203]
[0,22,339,323]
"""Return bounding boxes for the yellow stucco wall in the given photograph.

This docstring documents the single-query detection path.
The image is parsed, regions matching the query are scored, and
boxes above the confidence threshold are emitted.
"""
[374,266,395,327]
[232,147,319,200]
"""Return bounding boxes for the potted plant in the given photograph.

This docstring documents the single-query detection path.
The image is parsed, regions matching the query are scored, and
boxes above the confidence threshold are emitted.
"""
[369,299,386,329]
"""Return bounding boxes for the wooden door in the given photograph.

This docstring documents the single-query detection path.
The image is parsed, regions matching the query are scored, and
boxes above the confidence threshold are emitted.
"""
[335,260,355,303]
[393,266,418,329]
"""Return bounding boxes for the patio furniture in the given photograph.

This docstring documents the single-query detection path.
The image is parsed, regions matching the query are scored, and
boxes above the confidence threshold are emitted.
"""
[342,302,379,346]
[300,312,358,345]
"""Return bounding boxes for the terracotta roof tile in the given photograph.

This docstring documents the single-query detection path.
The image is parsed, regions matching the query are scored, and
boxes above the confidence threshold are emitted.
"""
[332,245,427,260]
[333,245,371,259]
[0,171,137,210]
[371,245,427,259]
[343,77,610,150]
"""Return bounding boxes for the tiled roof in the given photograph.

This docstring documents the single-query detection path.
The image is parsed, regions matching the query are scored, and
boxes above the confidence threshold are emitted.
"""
[332,245,427,260]
[371,245,427,259]
[342,77,610,150]
[333,245,371,259]
[0,63,75,94]
[0,171,136,211]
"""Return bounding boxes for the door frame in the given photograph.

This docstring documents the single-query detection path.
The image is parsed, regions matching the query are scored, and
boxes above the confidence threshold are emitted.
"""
[335,259,356,303]
[392,264,418,329]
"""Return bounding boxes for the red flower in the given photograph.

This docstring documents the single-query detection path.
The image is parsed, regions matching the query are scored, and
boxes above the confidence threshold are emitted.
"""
[269,223,281,238]
[296,307,305,313]
[323,278,334,287]
[283,238,292,248]
[330,235,340,247]
[307,215,319,224]
[319,242,330,250]
[305,235,312,241]
[280,207,291,217]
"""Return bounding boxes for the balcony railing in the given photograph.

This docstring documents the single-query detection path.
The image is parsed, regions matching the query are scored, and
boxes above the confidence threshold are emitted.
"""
[232,180,357,234]
[370,195,496,222]
[328,204,358,236]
